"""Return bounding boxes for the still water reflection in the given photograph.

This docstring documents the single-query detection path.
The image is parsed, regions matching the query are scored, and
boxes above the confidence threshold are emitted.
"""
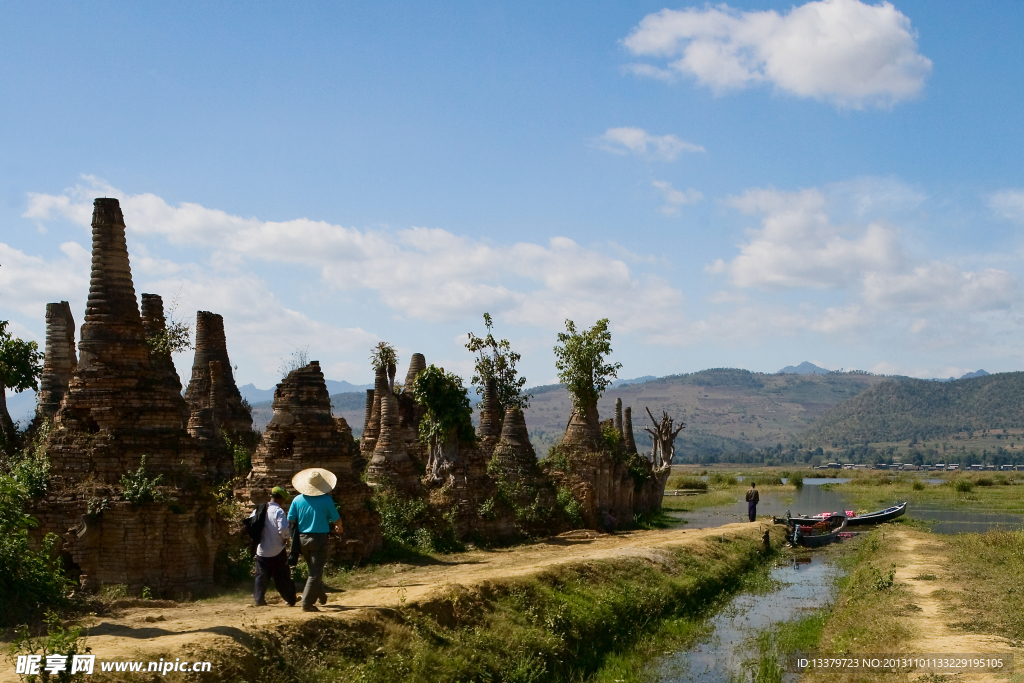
[658,556,836,683]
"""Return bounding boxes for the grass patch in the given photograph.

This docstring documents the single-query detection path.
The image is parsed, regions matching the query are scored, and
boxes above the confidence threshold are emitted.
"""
[661,488,740,512]
[666,475,707,491]
[943,529,1024,641]
[151,534,775,683]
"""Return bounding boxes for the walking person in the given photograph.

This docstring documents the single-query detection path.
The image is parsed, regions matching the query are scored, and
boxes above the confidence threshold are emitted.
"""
[288,468,343,612]
[250,486,297,607]
[746,481,759,522]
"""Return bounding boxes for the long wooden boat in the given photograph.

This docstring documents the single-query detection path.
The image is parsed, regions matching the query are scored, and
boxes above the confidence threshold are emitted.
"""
[773,501,906,528]
[785,515,847,548]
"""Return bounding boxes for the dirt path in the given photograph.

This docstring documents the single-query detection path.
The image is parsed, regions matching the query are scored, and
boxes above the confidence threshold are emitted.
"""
[890,528,1018,682]
[1,523,766,681]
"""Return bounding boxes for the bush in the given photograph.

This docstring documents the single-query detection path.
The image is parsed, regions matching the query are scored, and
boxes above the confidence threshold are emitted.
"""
[953,478,973,493]
[666,475,707,491]
[753,475,784,486]
[789,472,804,488]
[372,488,463,554]
[708,472,738,486]
[0,475,70,625]
[912,480,925,491]
[120,455,165,504]
[556,486,583,526]
[977,477,995,487]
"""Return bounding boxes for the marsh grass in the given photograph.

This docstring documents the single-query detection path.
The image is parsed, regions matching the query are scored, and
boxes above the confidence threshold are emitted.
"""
[666,475,707,491]
[943,529,1024,641]
[137,536,774,683]
[661,488,741,512]
[825,474,1024,515]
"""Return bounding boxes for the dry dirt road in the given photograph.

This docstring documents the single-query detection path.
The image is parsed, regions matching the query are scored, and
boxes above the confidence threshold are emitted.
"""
[890,528,1019,683]
[0,523,767,682]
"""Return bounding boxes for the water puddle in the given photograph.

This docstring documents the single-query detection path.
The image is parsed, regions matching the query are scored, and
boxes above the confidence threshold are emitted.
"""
[658,555,838,682]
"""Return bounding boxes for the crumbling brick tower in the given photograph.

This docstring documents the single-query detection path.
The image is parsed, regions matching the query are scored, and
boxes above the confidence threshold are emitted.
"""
[184,310,254,479]
[39,198,219,596]
[247,361,382,562]
[34,301,77,424]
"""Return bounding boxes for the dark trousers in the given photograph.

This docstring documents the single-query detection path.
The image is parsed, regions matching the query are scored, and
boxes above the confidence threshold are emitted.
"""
[748,501,758,522]
[299,533,329,608]
[254,549,297,605]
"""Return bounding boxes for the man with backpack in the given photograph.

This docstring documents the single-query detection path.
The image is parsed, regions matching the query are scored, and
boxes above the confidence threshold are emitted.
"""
[246,486,297,607]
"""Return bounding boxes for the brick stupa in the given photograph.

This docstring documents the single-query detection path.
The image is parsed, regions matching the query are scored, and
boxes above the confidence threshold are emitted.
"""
[47,198,199,483]
[247,361,381,562]
[35,301,77,423]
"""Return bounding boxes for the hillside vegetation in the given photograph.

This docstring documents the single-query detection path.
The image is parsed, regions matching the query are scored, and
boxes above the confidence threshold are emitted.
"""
[250,369,890,461]
[523,368,889,459]
[799,372,1024,447]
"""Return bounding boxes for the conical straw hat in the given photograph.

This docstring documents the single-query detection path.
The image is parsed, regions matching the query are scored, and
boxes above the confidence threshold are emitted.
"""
[292,468,337,496]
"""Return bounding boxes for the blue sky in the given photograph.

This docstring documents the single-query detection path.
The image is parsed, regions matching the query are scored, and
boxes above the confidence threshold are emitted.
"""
[3,0,1024,393]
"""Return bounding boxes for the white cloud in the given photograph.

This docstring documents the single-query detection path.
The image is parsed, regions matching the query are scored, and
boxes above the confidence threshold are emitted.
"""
[990,189,1024,224]
[708,187,905,289]
[598,127,705,160]
[622,0,932,109]
[652,180,703,216]
[708,185,1020,315]
[0,241,90,318]
[863,264,1017,312]
[21,177,689,344]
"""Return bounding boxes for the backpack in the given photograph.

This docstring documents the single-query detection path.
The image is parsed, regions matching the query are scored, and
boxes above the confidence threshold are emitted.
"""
[242,503,268,556]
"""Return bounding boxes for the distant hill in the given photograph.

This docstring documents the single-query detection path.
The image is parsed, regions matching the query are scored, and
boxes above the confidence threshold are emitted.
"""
[934,369,990,382]
[240,379,373,405]
[522,368,889,460]
[798,372,1024,446]
[778,362,829,375]
[612,376,656,387]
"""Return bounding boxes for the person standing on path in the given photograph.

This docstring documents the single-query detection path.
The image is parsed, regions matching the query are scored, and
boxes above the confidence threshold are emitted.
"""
[746,481,759,522]
[250,486,297,607]
[288,468,343,612]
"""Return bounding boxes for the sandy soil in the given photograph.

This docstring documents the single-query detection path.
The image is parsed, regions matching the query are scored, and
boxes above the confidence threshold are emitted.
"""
[891,528,1020,683]
[0,523,767,681]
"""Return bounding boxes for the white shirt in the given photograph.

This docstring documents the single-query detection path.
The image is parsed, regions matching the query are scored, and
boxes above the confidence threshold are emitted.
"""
[248,501,290,557]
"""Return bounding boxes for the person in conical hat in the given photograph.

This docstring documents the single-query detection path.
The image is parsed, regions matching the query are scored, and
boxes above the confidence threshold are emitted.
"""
[287,468,343,612]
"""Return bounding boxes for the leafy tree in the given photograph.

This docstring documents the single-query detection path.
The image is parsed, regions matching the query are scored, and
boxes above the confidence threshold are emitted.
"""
[553,318,621,418]
[0,321,44,453]
[412,365,476,448]
[466,312,530,410]
[370,341,399,390]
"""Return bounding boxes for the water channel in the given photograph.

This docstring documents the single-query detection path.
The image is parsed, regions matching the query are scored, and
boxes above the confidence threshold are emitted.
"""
[658,556,835,683]
[655,479,1024,682]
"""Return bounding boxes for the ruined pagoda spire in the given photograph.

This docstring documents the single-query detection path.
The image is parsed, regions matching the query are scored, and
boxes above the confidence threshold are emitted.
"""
[623,406,637,454]
[77,198,148,369]
[35,301,77,421]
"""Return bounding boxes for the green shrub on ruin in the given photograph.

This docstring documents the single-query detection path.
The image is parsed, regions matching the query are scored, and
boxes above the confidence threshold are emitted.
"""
[466,312,530,411]
[120,455,165,505]
[412,365,476,449]
[5,418,53,499]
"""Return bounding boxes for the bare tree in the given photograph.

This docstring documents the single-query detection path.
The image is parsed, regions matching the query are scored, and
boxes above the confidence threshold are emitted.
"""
[644,407,685,469]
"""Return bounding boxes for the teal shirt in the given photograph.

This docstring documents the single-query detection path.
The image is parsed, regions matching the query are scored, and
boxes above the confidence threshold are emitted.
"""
[287,493,340,533]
